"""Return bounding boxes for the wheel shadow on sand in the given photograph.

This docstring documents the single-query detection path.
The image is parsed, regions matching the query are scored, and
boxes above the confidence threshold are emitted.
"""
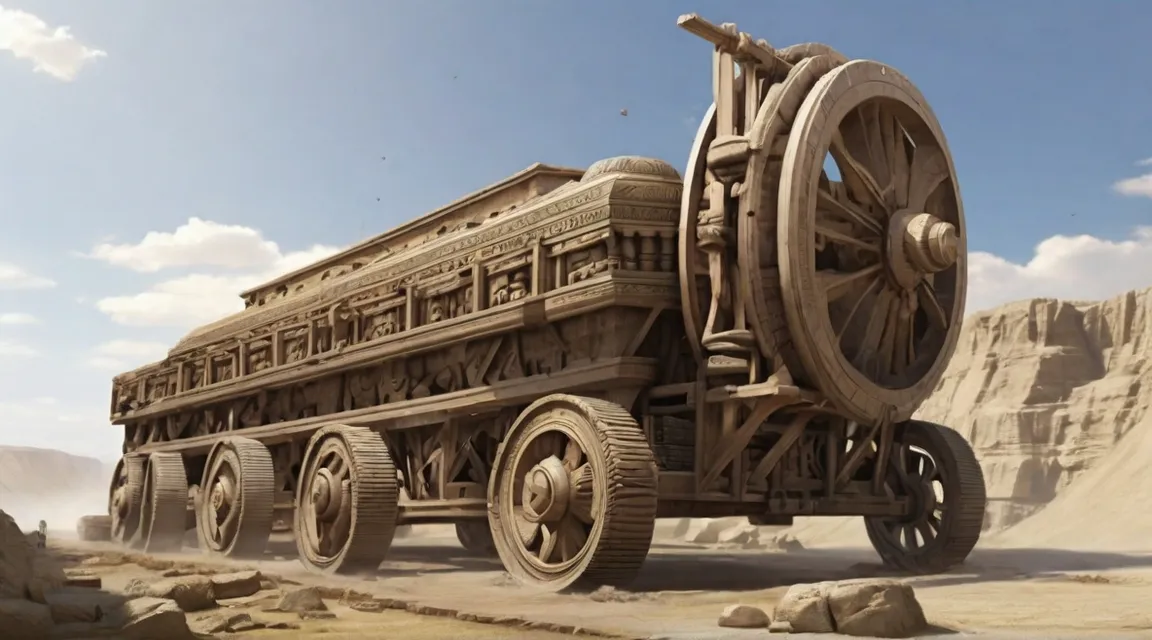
[314,539,1152,594]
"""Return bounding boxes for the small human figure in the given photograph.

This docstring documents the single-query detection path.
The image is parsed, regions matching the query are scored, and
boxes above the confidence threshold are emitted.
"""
[37,520,46,549]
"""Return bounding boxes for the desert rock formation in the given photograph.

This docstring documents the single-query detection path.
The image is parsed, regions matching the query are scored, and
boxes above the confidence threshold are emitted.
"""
[919,287,1152,534]
[0,447,114,532]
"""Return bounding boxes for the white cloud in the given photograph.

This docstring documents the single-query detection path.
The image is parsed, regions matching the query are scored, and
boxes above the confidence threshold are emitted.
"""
[0,340,37,357]
[0,5,106,81]
[86,218,283,273]
[92,219,341,329]
[0,312,37,325]
[85,339,171,371]
[0,262,55,290]
[1137,158,1152,167]
[968,226,1152,314]
[1114,173,1152,198]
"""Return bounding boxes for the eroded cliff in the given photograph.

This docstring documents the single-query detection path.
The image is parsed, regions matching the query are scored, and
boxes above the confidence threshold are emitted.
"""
[917,286,1152,532]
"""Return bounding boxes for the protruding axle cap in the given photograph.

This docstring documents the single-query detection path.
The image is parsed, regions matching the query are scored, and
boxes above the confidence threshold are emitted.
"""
[902,213,958,273]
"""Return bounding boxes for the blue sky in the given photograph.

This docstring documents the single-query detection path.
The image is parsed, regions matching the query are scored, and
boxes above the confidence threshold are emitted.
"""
[0,0,1149,461]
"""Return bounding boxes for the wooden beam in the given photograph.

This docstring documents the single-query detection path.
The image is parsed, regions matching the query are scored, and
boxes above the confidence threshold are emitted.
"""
[746,411,816,489]
[697,395,798,493]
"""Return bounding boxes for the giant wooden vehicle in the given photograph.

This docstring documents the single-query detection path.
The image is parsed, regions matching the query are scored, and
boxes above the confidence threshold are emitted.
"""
[105,15,985,590]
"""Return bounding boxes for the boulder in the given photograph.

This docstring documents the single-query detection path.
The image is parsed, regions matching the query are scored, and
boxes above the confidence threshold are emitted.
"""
[191,611,265,634]
[717,603,770,628]
[144,575,216,612]
[773,582,835,633]
[0,597,54,640]
[45,588,120,624]
[210,570,263,600]
[770,533,805,552]
[273,587,327,613]
[116,597,197,639]
[773,579,929,637]
[826,579,928,638]
[682,517,747,544]
[27,554,66,604]
[0,510,34,600]
[717,523,760,546]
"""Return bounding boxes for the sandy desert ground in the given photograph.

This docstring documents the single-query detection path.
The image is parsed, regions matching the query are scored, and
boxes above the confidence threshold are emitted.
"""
[33,524,1152,639]
[6,286,1152,638]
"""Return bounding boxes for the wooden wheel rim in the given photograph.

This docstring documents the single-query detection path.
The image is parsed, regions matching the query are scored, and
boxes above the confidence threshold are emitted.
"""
[738,55,842,362]
[293,425,399,575]
[864,421,986,571]
[778,60,967,424]
[199,447,245,554]
[108,455,143,543]
[495,407,603,580]
[678,102,717,364]
[296,434,358,569]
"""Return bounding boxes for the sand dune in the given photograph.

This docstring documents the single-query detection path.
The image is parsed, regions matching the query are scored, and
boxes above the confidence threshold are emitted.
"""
[989,411,1152,551]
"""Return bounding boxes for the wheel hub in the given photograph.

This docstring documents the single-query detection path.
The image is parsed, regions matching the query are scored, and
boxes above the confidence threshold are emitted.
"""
[210,476,234,513]
[901,468,939,524]
[887,211,958,289]
[520,456,570,524]
[311,468,342,520]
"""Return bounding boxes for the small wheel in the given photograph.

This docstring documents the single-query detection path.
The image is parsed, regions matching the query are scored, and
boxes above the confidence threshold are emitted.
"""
[489,394,659,591]
[137,453,189,553]
[294,425,400,575]
[108,454,146,546]
[197,437,275,558]
[455,521,497,557]
[865,420,986,573]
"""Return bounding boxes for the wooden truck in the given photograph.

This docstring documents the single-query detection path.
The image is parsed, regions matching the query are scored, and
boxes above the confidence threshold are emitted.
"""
[105,14,985,591]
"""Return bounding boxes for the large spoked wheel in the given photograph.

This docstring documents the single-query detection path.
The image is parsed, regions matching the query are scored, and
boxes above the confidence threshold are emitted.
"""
[865,420,986,573]
[488,394,658,592]
[738,54,843,363]
[294,425,400,575]
[777,60,967,425]
[108,454,146,546]
[455,521,497,557]
[137,452,189,553]
[197,437,275,558]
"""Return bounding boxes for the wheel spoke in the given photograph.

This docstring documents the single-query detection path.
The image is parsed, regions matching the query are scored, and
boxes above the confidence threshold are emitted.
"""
[556,515,588,562]
[568,462,595,525]
[834,276,882,342]
[817,187,883,235]
[326,481,352,557]
[830,130,888,211]
[885,115,912,209]
[537,523,559,564]
[903,525,918,550]
[890,293,914,376]
[513,506,540,547]
[855,102,892,196]
[815,221,882,253]
[850,286,897,372]
[906,144,949,212]
[562,439,583,471]
[819,264,882,302]
[916,281,949,332]
[874,291,903,379]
